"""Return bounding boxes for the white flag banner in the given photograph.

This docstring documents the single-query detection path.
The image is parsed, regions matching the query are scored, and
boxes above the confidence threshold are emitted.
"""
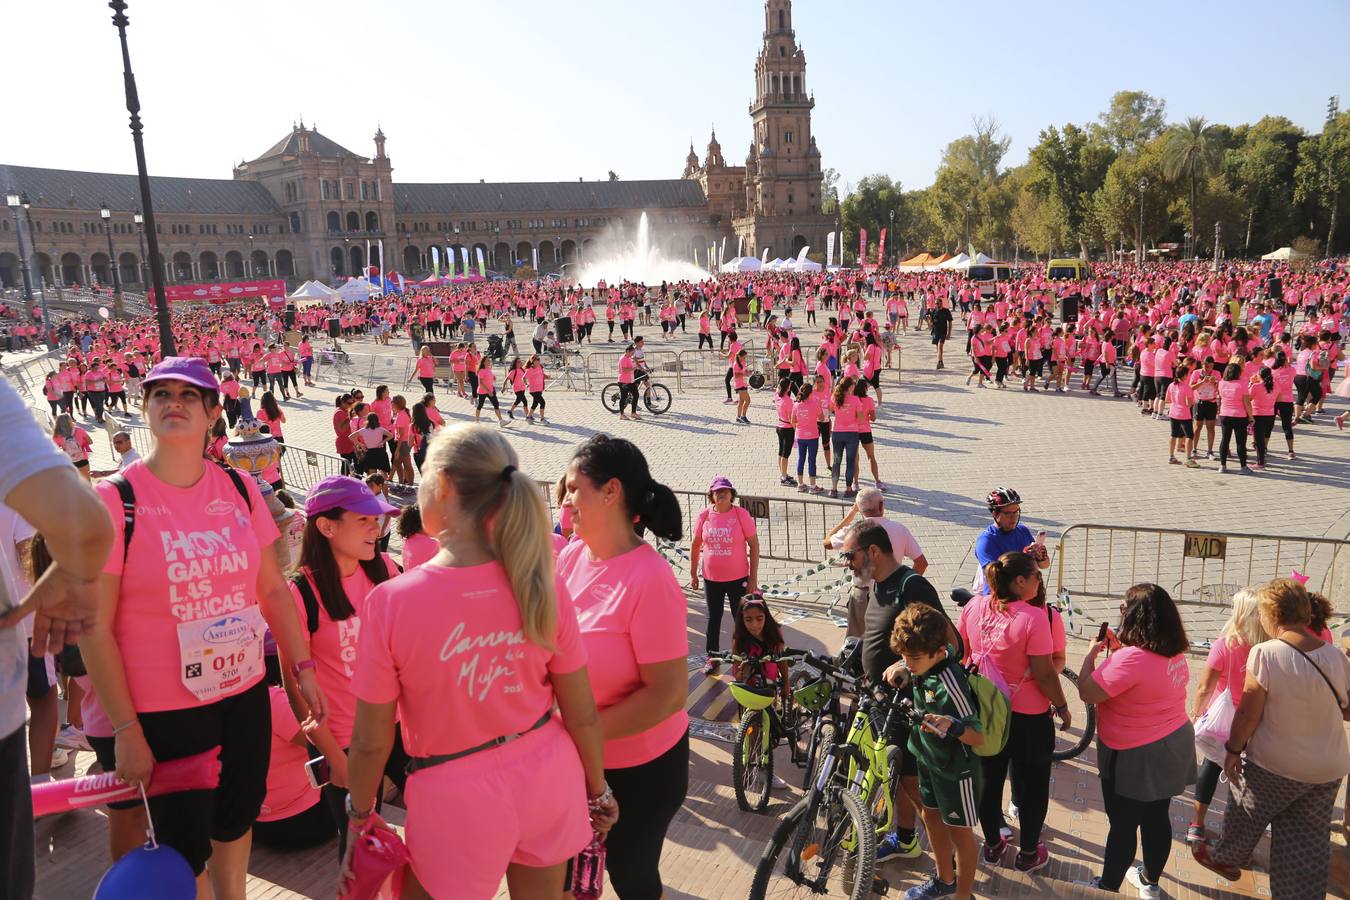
[460,246,470,274]
[737,235,744,259]
[761,247,770,263]
[532,247,539,272]
[826,231,836,268]
[796,244,811,264]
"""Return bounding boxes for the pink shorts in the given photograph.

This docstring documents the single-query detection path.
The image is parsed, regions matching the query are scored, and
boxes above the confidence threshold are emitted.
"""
[404,719,590,898]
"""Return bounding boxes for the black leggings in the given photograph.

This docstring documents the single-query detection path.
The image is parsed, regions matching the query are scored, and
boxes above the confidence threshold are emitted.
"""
[1295,374,1322,406]
[418,376,434,393]
[1099,779,1172,891]
[994,356,1010,384]
[476,392,499,411]
[252,799,334,851]
[978,711,1053,853]
[1195,758,1224,806]
[725,368,734,400]
[605,733,690,899]
[529,390,545,411]
[1276,401,1295,441]
[619,382,639,415]
[1219,415,1248,467]
[1253,414,1275,464]
[703,577,748,653]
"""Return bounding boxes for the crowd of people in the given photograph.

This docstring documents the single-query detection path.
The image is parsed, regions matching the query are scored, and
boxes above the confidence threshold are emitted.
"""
[0,258,1347,900]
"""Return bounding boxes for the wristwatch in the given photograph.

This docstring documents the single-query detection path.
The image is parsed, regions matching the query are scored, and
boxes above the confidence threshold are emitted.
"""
[291,659,317,679]
[345,792,374,821]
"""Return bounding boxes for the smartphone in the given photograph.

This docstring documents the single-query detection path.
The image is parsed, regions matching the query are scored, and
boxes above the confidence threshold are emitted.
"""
[304,755,331,789]
[1096,621,1110,643]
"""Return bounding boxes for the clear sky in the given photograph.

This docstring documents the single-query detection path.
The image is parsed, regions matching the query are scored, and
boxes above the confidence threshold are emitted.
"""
[6,0,1348,193]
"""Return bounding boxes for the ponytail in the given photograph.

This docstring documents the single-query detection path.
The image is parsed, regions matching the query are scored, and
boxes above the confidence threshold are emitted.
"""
[571,434,682,542]
[985,551,1039,607]
[1258,366,1274,393]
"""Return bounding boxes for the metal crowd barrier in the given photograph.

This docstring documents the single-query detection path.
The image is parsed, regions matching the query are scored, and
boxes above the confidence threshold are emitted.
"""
[1055,523,1349,612]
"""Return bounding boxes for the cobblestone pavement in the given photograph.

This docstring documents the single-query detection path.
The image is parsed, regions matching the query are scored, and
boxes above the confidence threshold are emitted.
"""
[34,305,1350,898]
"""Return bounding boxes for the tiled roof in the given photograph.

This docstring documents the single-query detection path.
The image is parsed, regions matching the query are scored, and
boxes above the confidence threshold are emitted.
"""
[0,163,281,216]
[253,127,364,161]
[394,179,707,214]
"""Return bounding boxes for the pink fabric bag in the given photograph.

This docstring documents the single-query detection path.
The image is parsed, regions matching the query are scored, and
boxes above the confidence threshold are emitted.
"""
[339,821,410,900]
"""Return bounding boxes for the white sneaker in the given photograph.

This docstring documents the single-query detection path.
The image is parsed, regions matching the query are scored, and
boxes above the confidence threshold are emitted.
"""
[1007,801,1019,820]
[56,724,91,752]
[1126,864,1161,899]
[50,747,70,769]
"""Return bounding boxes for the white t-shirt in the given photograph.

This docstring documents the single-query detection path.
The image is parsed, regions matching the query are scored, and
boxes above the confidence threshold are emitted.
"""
[0,376,71,737]
[829,515,924,589]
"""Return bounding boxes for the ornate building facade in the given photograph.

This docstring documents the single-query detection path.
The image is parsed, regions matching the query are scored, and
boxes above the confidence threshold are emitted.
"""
[0,0,827,292]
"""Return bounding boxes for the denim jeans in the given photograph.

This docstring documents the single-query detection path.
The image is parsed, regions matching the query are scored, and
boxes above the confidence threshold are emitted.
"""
[796,437,819,478]
[831,431,860,486]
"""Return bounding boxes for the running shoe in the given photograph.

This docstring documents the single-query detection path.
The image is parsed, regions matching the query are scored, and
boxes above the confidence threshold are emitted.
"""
[784,475,798,486]
[1008,801,1019,819]
[1185,823,1206,844]
[902,874,955,899]
[1013,842,1049,874]
[1125,864,1161,899]
[999,821,1013,843]
[1185,458,1200,468]
[701,658,719,676]
[56,724,91,752]
[981,836,1008,866]
[50,747,70,769]
[876,831,923,861]
[796,483,810,493]
[723,398,735,404]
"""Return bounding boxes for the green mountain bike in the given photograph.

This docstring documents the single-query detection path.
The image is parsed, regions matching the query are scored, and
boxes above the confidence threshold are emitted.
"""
[709,649,808,812]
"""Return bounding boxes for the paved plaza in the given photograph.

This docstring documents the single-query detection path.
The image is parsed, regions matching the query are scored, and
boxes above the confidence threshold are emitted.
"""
[16,304,1350,899]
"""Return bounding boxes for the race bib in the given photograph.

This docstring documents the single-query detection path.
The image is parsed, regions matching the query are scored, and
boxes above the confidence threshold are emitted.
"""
[177,605,265,703]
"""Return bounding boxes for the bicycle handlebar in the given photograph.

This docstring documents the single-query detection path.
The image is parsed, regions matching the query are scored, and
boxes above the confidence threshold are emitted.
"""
[707,649,808,664]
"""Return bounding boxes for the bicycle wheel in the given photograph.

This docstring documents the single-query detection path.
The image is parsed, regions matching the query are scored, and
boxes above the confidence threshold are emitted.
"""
[643,382,672,414]
[600,382,623,413]
[801,716,838,791]
[749,786,874,900]
[734,709,774,812]
[1052,667,1096,761]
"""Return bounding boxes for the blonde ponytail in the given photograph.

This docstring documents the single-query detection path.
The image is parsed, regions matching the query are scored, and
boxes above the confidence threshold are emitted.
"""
[419,424,556,649]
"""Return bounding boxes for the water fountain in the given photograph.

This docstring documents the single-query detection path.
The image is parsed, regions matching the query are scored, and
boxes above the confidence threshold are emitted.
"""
[574,212,710,286]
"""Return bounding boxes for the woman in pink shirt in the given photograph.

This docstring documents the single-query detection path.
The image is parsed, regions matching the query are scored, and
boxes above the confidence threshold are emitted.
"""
[396,504,438,570]
[689,475,761,670]
[791,381,826,492]
[505,358,529,421]
[414,345,437,394]
[773,379,799,487]
[853,379,882,491]
[524,355,548,423]
[1186,588,1264,844]
[1189,357,1221,457]
[1075,583,1194,896]
[473,358,508,427]
[1267,350,1298,458]
[1166,361,1199,467]
[346,425,614,898]
[556,435,687,898]
[1247,367,1277,470]
[389,395,415,483]
[82,357,324,894]
[957,552,1071,874]
[1216,361,1253,472]
[828,377,862,499]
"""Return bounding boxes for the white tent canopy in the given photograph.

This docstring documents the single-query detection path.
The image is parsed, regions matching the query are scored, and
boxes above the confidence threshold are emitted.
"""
[1260,246,1307,261]
[793,258,823,272]
[937,253,970,270]
[335,278,377,302]
[288,280,339,306]
[720,256,762,273]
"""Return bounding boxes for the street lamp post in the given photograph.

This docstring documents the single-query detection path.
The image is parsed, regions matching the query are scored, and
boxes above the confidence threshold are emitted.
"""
[247,233,254,276]
[109,0,173,356]
[1213,221,1222,273]
[888,209,895,266]
[963,200,972,250]
[5,191,35,323]
[493,226,501,272]
[1137,177,1148,266]
[99,203,125,317]
[133,211,147,286]
[20,196,50,344]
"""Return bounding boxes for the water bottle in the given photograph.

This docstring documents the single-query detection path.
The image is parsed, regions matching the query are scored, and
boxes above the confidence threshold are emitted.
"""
[569,832,606,900]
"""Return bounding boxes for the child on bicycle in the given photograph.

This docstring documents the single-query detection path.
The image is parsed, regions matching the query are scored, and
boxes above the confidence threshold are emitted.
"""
[891,603,984,900]
[731,595,788,693]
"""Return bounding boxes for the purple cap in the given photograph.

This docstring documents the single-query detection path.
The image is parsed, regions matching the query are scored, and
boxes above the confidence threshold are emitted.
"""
[708,475,736,494]
[141,356,220,392]
[305,475,400,518]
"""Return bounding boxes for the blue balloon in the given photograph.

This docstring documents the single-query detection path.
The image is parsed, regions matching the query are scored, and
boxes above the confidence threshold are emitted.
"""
[94,843,196,899]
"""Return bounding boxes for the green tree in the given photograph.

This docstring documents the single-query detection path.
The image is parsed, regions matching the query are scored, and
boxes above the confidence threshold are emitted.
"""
[1094,91,1167,153]
[1026,123,1116,257]
[1224,117,1304,253]
[1162,116,1224,256]
[1091,139,1174,261]
[839,174,904,264]
[820,167,841,214]
[1293,110,1350,255]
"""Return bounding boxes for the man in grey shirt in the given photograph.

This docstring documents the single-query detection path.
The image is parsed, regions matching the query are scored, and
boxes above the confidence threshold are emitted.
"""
[0,377,113,898]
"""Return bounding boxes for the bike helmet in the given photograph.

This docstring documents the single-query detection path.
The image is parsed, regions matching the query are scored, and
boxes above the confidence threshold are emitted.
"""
[986,486,1021,513]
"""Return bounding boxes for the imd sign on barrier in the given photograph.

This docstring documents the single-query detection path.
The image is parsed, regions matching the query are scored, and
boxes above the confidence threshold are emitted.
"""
[1183,532,1227,560]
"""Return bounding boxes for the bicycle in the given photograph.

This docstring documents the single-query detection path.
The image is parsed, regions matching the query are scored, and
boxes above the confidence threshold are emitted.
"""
[750,651,906,900]
[600,369,672,415]
[709,649,809,812]
[950,587,1096,761]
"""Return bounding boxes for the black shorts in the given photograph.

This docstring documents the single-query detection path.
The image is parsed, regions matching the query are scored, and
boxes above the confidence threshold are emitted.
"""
[135,680,271,874]
[859,432,874,445]
[776,426,794,458]
[1194,400,1218,422]
[1028,359,1044,377]
[25,646,53,699]
[1170,418,1195,439]
[819,420,832,444]
[868,372,881,389]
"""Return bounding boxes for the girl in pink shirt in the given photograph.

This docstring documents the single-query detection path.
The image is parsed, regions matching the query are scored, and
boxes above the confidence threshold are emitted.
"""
[1216,361,1253,472]
[791,383,826,492]
[414,345,437,394]
[524,355,548,423]
[732,349,752,424]
[396,504,439,570]
[1074,583,1193,895]
[505,358,529,421]
[556,434,688,896]
[1186,588,1264,842]
[828,377,862,498]
[854,379,882,491]
[346,425,614,898]
[773,380,798,487]
[690,476,761,665]
[1166,362,1198,466]
[1248,367,1277,469]
[253,686,332,851]
[473,358,508,427]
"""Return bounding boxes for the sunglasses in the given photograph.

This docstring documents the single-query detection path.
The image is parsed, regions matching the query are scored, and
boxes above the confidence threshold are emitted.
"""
[837,548,863,562]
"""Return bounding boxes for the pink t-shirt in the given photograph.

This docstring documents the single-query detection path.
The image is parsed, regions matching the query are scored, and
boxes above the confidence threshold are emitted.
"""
[555,541,689,769]
[693,506,756,582]
[416,356,436,377]
[793,396,823,440]
[401,532,439,571]
[1217,379,1248,418]
[1091,646,1191,750]
[258,686,321,823]
[289,553,399,746]
[1205,636,1252,708]
[353,561,586,757]
[957,595,1055,714]
[96,461,277,712]
[1166,381,1193,420]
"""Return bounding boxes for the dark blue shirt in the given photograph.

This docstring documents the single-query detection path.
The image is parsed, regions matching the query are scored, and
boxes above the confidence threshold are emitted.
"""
[974,522,1035,568]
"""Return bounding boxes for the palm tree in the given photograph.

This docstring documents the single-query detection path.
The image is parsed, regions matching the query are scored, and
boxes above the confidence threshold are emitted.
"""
[1162,117,1223,257]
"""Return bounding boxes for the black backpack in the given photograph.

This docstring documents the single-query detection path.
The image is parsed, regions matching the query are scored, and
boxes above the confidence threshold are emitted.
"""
[291,556,397,634]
